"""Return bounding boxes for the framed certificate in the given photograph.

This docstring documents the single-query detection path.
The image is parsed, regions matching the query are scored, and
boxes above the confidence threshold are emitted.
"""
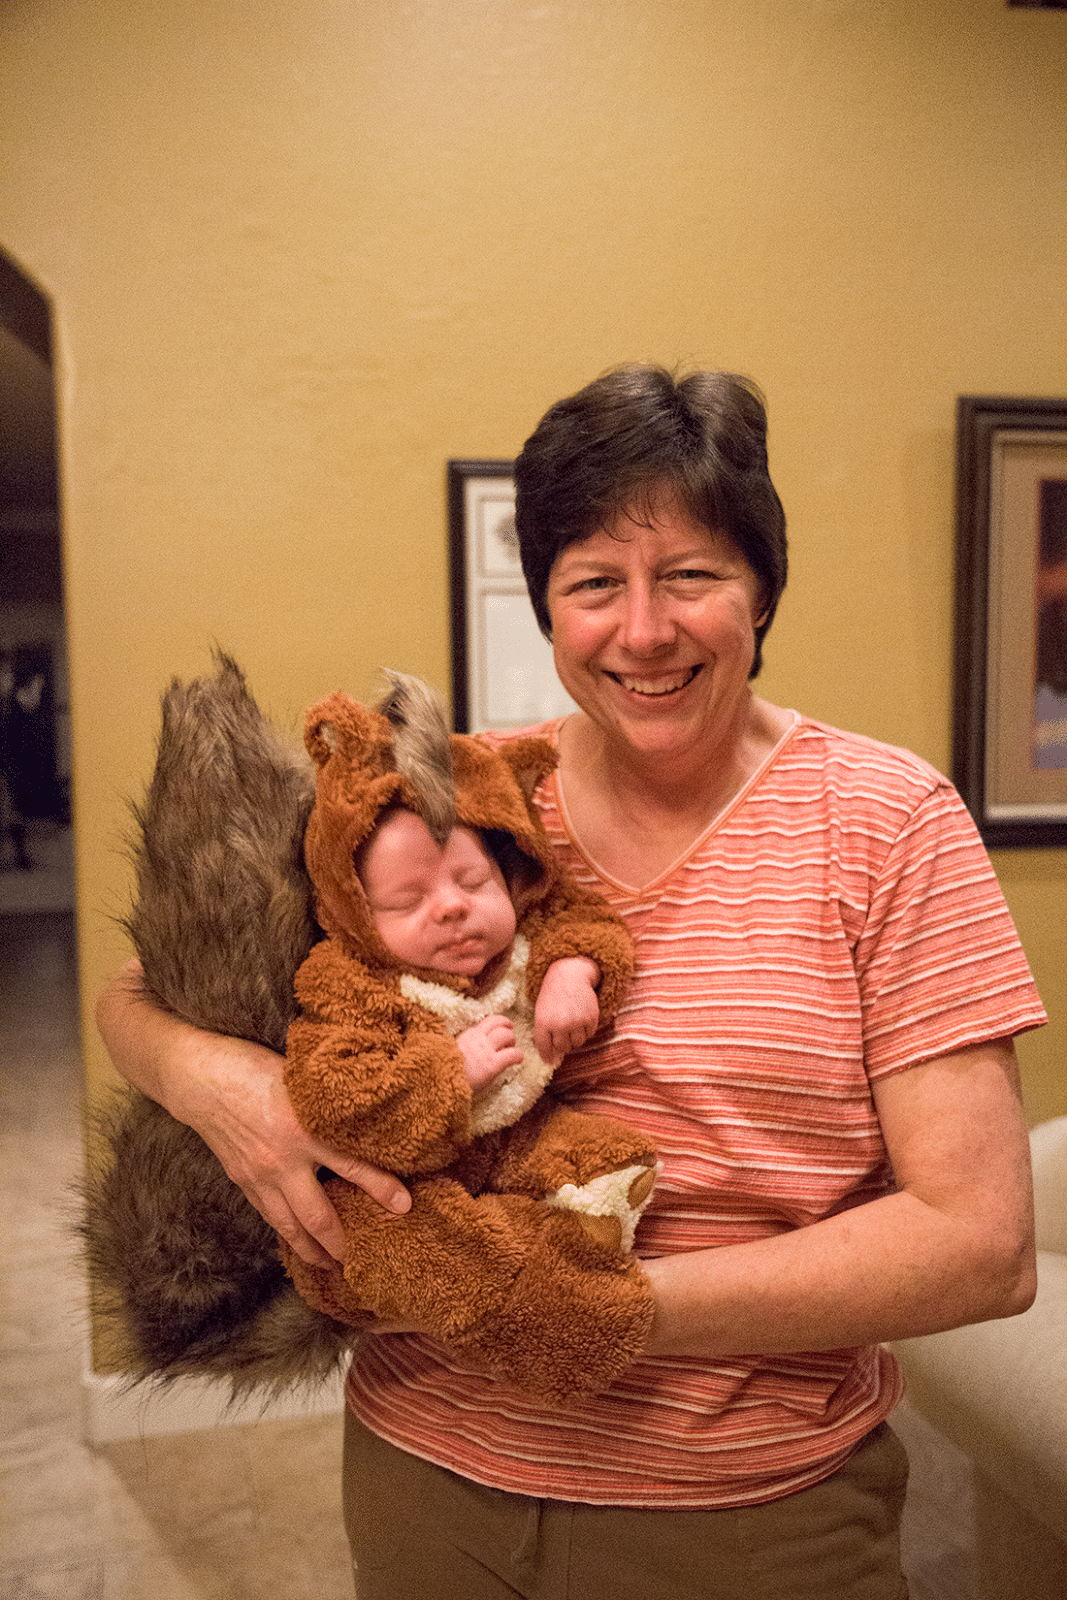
[447,460,576,733]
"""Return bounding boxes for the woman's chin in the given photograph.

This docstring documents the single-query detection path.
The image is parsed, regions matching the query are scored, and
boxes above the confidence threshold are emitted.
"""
[601,695,716,758]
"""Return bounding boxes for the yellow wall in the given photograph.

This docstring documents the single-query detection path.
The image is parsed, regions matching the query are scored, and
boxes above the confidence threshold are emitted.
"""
[1,0,1064,1121]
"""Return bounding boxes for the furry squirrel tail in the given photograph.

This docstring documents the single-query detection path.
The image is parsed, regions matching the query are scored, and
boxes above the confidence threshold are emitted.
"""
[125,651,317,1052]
[80,653,354,1399]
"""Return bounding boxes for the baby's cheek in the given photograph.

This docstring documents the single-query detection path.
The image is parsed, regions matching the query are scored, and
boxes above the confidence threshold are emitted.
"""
[489,889,517,942]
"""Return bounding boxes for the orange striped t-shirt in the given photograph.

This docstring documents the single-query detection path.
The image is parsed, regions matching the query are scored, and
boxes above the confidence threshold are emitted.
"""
[345,715,1046,1508]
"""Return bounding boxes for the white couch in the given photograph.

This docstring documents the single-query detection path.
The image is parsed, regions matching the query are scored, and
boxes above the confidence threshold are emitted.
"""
[893,1117,1067,1598]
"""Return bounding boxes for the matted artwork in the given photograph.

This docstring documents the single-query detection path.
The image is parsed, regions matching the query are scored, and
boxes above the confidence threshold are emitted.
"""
[952,396,1067,846]
[447,460,576,733]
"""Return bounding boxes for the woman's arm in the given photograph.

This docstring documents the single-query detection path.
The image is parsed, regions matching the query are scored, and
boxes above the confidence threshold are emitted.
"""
[96,959,411,1268]
[642,1038,1036,1357]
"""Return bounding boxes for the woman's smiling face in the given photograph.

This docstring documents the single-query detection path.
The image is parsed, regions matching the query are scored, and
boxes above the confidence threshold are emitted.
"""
[545,497,766,767]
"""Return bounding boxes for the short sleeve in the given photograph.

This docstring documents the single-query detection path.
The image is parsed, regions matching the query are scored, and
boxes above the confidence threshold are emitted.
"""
[853,782,1046,1079]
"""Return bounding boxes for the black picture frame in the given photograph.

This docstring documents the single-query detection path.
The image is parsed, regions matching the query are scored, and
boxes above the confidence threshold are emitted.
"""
[952,396,1067,847]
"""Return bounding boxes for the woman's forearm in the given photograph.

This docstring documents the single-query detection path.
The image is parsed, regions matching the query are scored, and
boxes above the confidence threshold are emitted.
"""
[642,1184,1034,1359]
[95,958,410,1264]
[643,1040,1036,1359]
[97,957,208,1111]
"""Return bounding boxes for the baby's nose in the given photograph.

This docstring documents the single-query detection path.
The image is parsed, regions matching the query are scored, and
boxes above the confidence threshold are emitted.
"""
[432,885,469,920]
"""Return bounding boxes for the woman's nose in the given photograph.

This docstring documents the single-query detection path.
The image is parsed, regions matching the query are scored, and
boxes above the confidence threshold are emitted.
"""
[616,583,675,654]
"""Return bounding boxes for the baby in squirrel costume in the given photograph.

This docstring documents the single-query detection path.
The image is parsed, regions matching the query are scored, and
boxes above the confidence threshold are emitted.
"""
[82,659,657,1406]
[277,675,658,1401]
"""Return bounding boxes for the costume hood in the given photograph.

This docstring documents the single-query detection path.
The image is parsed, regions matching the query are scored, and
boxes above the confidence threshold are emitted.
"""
[303,674,562,987]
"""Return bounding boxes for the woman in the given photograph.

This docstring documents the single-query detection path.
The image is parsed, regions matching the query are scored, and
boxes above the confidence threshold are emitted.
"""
[99,366,1044,1599]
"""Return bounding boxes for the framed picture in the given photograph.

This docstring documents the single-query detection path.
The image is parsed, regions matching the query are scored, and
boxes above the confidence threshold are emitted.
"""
[952,396,1067,847]
[447,460,576,733]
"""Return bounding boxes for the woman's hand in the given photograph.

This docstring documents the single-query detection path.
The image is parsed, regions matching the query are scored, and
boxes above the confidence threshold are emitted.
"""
[96,960,411,1267]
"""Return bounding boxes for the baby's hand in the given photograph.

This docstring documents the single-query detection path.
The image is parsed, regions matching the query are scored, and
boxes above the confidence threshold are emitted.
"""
[456,1014,524,1091]
[533,956,601,1066]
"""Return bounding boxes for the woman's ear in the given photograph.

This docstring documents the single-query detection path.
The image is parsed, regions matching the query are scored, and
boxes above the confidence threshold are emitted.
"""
[753,585,772,629]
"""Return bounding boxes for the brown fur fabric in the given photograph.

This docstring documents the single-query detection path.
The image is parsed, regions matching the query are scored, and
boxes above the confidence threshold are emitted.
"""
[278,688,656,1402]
[80,657,656,1405]
[125,654,318,1052]
[81,1090,349,1394]
[79,656,353,1398]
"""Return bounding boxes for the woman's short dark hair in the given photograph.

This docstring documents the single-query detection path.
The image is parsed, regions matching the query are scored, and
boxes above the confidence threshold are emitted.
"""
[514,365,788,678]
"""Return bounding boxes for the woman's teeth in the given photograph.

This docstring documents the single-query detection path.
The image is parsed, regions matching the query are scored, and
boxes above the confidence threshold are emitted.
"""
[615,668,698,696]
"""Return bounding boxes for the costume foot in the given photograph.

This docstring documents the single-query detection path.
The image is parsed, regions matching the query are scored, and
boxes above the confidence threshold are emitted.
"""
[281,1239,377,1332]
[546,1160,660,1253]
[453,1210,656,1404]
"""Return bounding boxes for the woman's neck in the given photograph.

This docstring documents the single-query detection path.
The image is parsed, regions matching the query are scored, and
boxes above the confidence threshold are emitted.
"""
[556,697,792,888]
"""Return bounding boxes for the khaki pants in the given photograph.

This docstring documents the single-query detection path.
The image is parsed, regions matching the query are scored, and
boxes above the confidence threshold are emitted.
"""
[343,1412,909,1600]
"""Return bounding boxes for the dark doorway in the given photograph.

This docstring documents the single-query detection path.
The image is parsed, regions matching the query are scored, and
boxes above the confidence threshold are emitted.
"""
[0,247,72,905]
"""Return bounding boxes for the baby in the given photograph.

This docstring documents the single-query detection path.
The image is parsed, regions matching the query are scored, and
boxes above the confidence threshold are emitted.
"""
[275,680,659,1400]
[356,804,603,1099]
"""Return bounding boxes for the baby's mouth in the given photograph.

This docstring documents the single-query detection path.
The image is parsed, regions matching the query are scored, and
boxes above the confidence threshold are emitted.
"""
[609,666,701,697]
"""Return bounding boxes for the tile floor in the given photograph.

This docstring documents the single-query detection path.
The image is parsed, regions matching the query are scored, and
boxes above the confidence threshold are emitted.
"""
[1,906,981,1599]
[0,820,74,915]
[0,911,354,1600]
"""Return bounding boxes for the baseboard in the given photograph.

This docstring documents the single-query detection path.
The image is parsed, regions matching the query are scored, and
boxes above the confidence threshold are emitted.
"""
[81,1361,345,1443]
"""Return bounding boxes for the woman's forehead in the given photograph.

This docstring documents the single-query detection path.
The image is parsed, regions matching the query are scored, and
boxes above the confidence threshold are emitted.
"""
[551,510,737,573]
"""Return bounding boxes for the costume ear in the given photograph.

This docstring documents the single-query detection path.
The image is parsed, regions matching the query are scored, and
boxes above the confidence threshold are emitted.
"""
[304,692,372,769]
[304,716,338,768]
[305,694,345,768]
[496,738,558,804]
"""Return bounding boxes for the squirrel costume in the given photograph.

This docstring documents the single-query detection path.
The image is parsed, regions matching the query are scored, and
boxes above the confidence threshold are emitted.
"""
[82,657,657,1405]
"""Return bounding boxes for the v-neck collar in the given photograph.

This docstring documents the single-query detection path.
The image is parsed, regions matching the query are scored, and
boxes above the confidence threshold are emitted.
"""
[548,711,801,898]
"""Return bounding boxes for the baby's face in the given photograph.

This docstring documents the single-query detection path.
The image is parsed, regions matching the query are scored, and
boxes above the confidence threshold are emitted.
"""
[359,810,517,976]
